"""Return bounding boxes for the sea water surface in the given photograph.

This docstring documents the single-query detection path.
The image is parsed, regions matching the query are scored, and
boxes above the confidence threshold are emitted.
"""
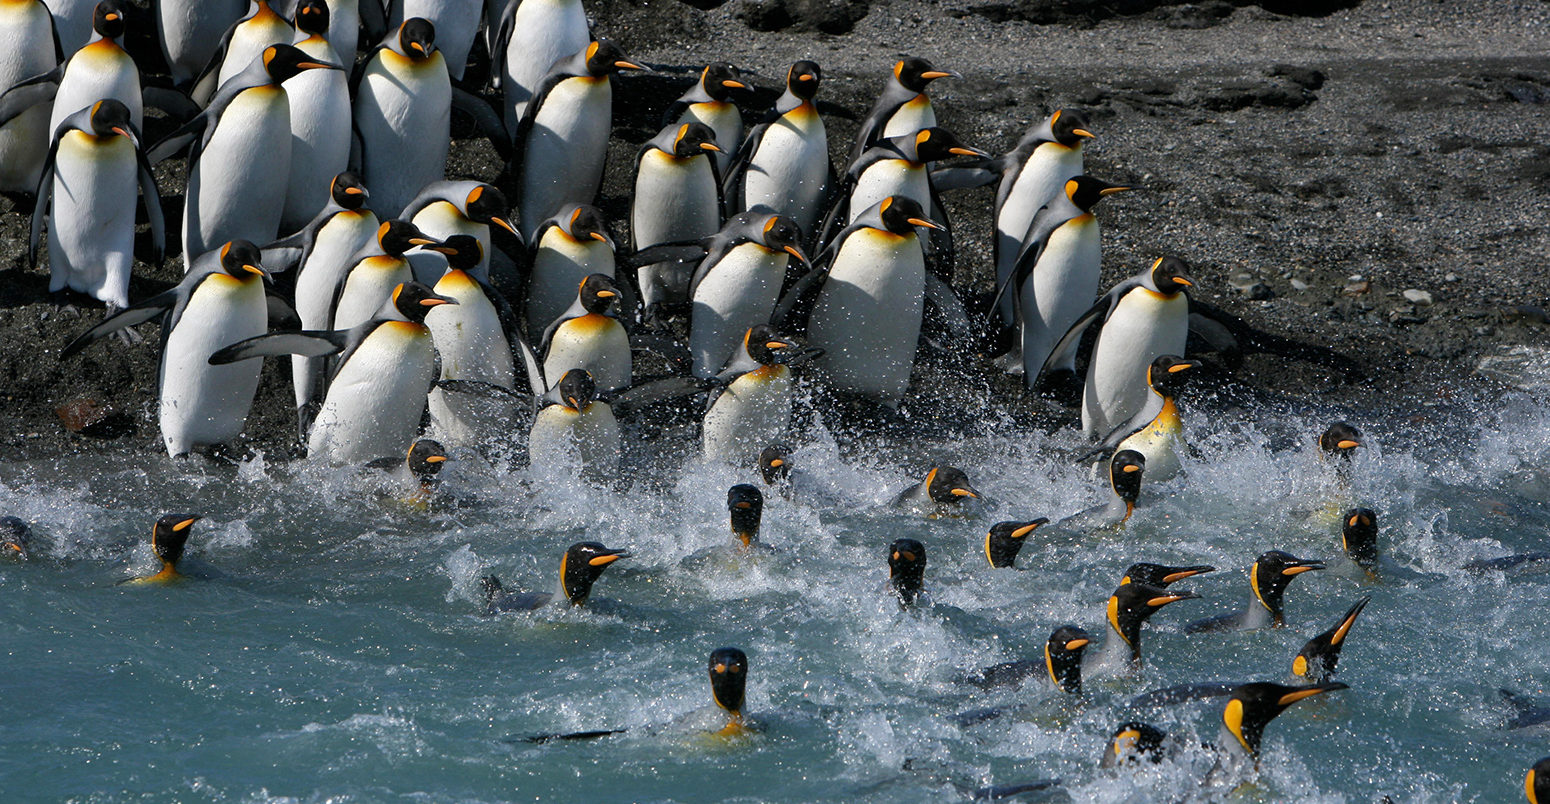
[2,371,1549,803]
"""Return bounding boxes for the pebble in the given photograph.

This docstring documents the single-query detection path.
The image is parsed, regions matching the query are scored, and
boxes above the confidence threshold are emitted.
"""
[1444,272,1460,283]
[1403,289,1434,305]
[1290,278,1309,291]
[1344,280,1372,296]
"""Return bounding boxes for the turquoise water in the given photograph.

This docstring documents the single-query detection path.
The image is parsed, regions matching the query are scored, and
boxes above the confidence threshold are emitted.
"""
[3,382,1549,803]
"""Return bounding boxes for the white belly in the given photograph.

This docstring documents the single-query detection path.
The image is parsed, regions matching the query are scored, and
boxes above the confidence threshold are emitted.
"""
[995,143,1082,320]
[500,0,588,130]
[48,131,137,307]
[1083,290,1189,436]
[309,321,437,464]
[1118,398,1185,482]
[184,86,291,260]
[290,210,378,408]
[542,314,630,392]
[741,105,827,235]
[411,201,490,282]
[315,0,358,66]
[216,11,294,91]
[528,402,619,478]
[393,0,480,79]
[807,230,925,406]
[280,38,351,231]
[334,256,412,330]
[158,273,268,456]
[426,270,517,448]
[681,101,741,174]
[881,94,935,139]
[1018,216,1099,382]
[517,76,611,236]
[50,42,142,135]
[848,160,928,225]
[0,2,52,193]
[354,51,450,218]
[702,366,792,464]
[42,0,93,55]
[526,230,614,342]
[688,244,786,377]
[632,149,720,248]
[156,0,245,84]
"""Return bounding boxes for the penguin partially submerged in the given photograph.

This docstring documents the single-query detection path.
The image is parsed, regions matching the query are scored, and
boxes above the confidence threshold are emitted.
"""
[1291,596,1370,683]
[1530,757,1550,803]
[1120,562,1215,587]
[1,516,32,559]
[888,537,927,608]
[759,444,792,489]
[1101,721,1172,768]
[1218,681,1348,758]
[1081,355,1202,482]
[1319,421,1363,461]
[1091,581,1200,672]
[1057,449,1146,531]
[700,326,822,464]
[727,483,764,548]
[1340,508,1379,570]
[983,518,1048,568]
[480,541,630,613]
[891,465,980,517]
[958,624,1092,694]
[122,514,203,585]
[1184,550,1325,633]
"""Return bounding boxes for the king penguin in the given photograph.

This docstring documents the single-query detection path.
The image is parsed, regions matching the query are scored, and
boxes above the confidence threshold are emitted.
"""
[890,465,979,517]
[401,181,520,284]
[36,1,141,139]
[61,241,270,458]
[278,0,351,231]
[481,541,630,611]
[332,221,450,332]
[122,514,203,584]
[959,624,1091,693]
[888,537,927,608]
[983,518,1048,568]
[663,62,749,176]
[1528,756,1550,803]
[1090,581,1199,673]
[540,273,631,393]
[687,212,807,378]
[527,368,621,480]
[1082,355,1201,482]
[354,18,449,219]
[386,0,479,81]
[848,57,955,164]
[728,60,829,240]
[1218,681,1347,759]
[632,121,724,319]
[43,0,91,55]
[192,1,295,107]
[1056,449,1145,531]
[492,0,589,133]
[0,0,56,194]
[32,98,163,312]
[701,325,821,464]
[828,126,986,233]
[1291,595,1370,683]
[525,204,616,343]
[155,0,245,86]
[1184,550,1325,633]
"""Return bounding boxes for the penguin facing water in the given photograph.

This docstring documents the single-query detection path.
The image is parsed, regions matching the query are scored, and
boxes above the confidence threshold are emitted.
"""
[728,60,829,239]
[278,0,350,231]
[402,181,520,284]
[1082,355,1201,482]
[540,273,631,394]
[528,368,621,480]
[632,121,724,318]
[525,204,616,343]
[354,18,449,219]
[700,325,821,464]
[685,213,807,378]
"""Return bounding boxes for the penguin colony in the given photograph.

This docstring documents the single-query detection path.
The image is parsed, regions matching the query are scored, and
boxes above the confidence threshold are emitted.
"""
[0,0,1541,797]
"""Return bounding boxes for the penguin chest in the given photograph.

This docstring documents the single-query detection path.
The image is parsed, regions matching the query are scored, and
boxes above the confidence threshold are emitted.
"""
[1084,289,1189,437]
[527,231,615,340]
[882,94,936,139]
[156,0,247,82]
[52,41,142,134]
[808,230,926,405]
[1025,215,1100,323]
[427,274,517,445]
[682,101,741,170]
[501,0,588,121]
[743,104,828,230]
[159,274,268,455]
[355,52,450,215]
[689,245,788,377]
[702,366,793,463]
[311,322,437,464]
[999,143,1082,246]
[520,76,612,232]
[1119,397,1185,482]
[412,201,490,281]
[849,160,929,225]
[0,0,52,191]
[187,86,291,254]
[632,149,720,247]
[529,403,620,477]
[334,255,412,330]
[295,211,379,329]
[216,11,294,89]
[49,132,138,298]
[282,40,351,153]
[543,314,630,392]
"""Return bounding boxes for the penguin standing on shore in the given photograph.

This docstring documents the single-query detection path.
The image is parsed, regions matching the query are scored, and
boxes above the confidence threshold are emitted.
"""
[192,1,295,106]
[728,61,829,238]
[332,221,450,332]
[62,241,270,458]
[827,126,986,233]
[354,18,449,219]
[700,325,821,464]
[43,0,92,55]
[493,0,589,131]
[848,57,956,163]
[1082,355,1201,482]
[632,121,724,318]
[663,63,748,176]
[0,0,56,194]
[387,0,479,81]
[279,0,350,231]
[540,274,631,393]
[32,99,163,312]
[525,204,616,342]
[685,213,807,378]
[41,1,140,137]
[401,181,520,284]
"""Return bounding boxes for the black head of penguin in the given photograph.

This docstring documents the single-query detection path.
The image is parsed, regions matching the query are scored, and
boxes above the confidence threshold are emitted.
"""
[1121,561,1215,587]
[889,538,926,607]
[1148,355,1201,398]
[1044,624,1092,693]
[262,43,339,84]
[295,0,329,35]
[398,18,437,60]
[556,369,597,412]
[925,466,978,505]
[757,215,807,264]
[218,240,268,280]
[743,325,816,367]
[786,60,821,101]
[577,273,620,315]
[701,62,750,101]
[152,514,202,568]
[462,185,519,236]
[1341,508,1379,568]
[407,439,447,484]
[877,196,944,236]
[894,56,956,93]
[559,541,629,604]
[86,99,137,144]
[1146,256,1195,296]
[1249,550,1325,624]
[583,39,645,76]
[1049,109,1096,147]
[1065,176,1132,213]
[1221,681,1347,758]
[1319,421,1363,459]
[727,484,763,547]
[1292,595,1370,683]
[1109,450,1146,505]
[984,519,1046,568]
[1,516,31,559]
[94,0,129,40]
[708,647,749,714]
[911,127,989,163]
[390,281,457,323]
[378,220,441,258]
[1103,721,1168,767]
[1106,581,1197,660]
[1530,756,1550,804]
[438,235,484,273]
[759,444,792,485]
[330,171,370,210]
[669,122,722,158]
[565,206,613,246]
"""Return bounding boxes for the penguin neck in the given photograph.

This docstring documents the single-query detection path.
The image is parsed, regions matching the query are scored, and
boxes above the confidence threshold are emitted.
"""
[142,561,182,585]
[715,709,748,737]
[1090,629,1138,676]
[1247,570,1284,626]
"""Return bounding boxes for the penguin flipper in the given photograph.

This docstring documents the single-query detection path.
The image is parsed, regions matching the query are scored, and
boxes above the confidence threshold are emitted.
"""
[929,161,1000,192]
[59,288,181,358]
[28,162,53,264]
[923,273,971,344]
[621,242,708,271]
[771,261,829,333]
[147,112,211,164]
[721,121,769,207]
[1182,610,1244,634]
[451,88,512,159]
[208,330,351,364]
[1128,682,1244,711]
[1037,292,1118,381]
[606,375,708,412]
[520,728,628,744]
[134,145,166,265]
[359,0,388,45]
[1187,298,1363,379]
[141,87,201,125]
[0,69,61,128]
[436,379,532,403]
[1085,402,1159,462]
[987,204,1067,323]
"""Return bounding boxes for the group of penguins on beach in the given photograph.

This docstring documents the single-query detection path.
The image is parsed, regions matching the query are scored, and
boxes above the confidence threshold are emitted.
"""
[5,0,1550,798]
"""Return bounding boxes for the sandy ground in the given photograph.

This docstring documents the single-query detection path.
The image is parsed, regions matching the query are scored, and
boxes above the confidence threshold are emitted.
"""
[1,0,1547,460]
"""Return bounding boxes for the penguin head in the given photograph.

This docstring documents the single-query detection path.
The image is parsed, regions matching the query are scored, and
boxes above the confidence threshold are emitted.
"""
[397,18,437,60]
[1049,109,1096,147]
[463,185,519,237]
[1102,721,1168,767]
[559,542,630,604]
[924,465,978,505]
[294,0,330,36]
[912,127,990,163]
[888,538,926,607]
[437,235,485,273]
[1147,355,1201,397]
[1340,508,1379,568]
[407,439,447,485]
[984,519,1046,568]
[1220,681,1346,757]
[93,0,129,40]
[759,444,792,486]
[217,240,267,281]
[583,39,644,76]
[894,57,956,92]
[877,196,944,236]
[708,647,749,714]
[1292,596,1370,682]
[1044,624,1091,693]
[152,514,202,568]
[743,325,819,368]
[86,99,138,145]
[1319,421,1363,460]
[1106,581,1197,661]
[727,484,764,547]
[262,43,339,83]
[555,369,597,412]
[390,281,457,323]
[577,274,620,315]
[785,60,822,101]
[1065,176,1131,212]
[564,206,613,247]
[1108,450,1146,507]
[670,122,722,158]
[1529,756,1550,804]
[1120,561,1215,587]
[757,215,807,265]
[1249,550,1325,623]
[1145,256,1195,296]
[330,172,370,210]
[378,220,441,258]
[1,516,31,559]
[701,62,749,101]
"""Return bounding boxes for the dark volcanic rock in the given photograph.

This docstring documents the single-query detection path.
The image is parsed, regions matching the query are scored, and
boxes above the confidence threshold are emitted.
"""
[734,0,870,33]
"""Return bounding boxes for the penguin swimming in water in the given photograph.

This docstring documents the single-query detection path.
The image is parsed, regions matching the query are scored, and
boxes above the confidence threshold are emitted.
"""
[540,273,631,394]
[1184,550,1325,633]
[727,483,763,548]
[759,444,791,489]
[1319,421,1363,461]
[1218,681,1347,759]
[1081,355,1201,482]
[1057,449,1145,531]
[401,181,520,284]
[278,0,350,232]
[632,121,725,318]
[663,62,749,176]
[727,60,829,239]
[62,240,271,458]
[983,519,1048,568]
[888,537,926,608]
[525,204,616,343]
[1090,581,1200,673]
[1120,562,1215,588]
[1291,595,1370,683]
[527,368,621,480]
[958,625,1092,693]
[480,541,630,613]
[0,0,56,195]
[891,465,979,518]
[210,280,457,464]
[1530,757,1550,803]
[706,647,754,736]
[32,98,163,313]
[492,0,589,132]
[366,437,448,507]
[122,514,203,585]
[1,516,32,559]
[700,326,821,465]
[1339,508,1379,570]
[353,18,449,220]
[1100,721,1171,768]
[847,56,955,164]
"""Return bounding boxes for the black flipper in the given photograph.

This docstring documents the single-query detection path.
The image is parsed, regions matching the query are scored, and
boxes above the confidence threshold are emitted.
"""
[208,330,352,364]
[451,87,511,160]
[0,68,62,128]
[142,87,201,123]
[1128,682,1244,711]
[605,376,709,412]
[517,728,628,744]
[59,288,182,359]
[620,242,709,271]
[929,163,999,192]
[1189,298,1363,379]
